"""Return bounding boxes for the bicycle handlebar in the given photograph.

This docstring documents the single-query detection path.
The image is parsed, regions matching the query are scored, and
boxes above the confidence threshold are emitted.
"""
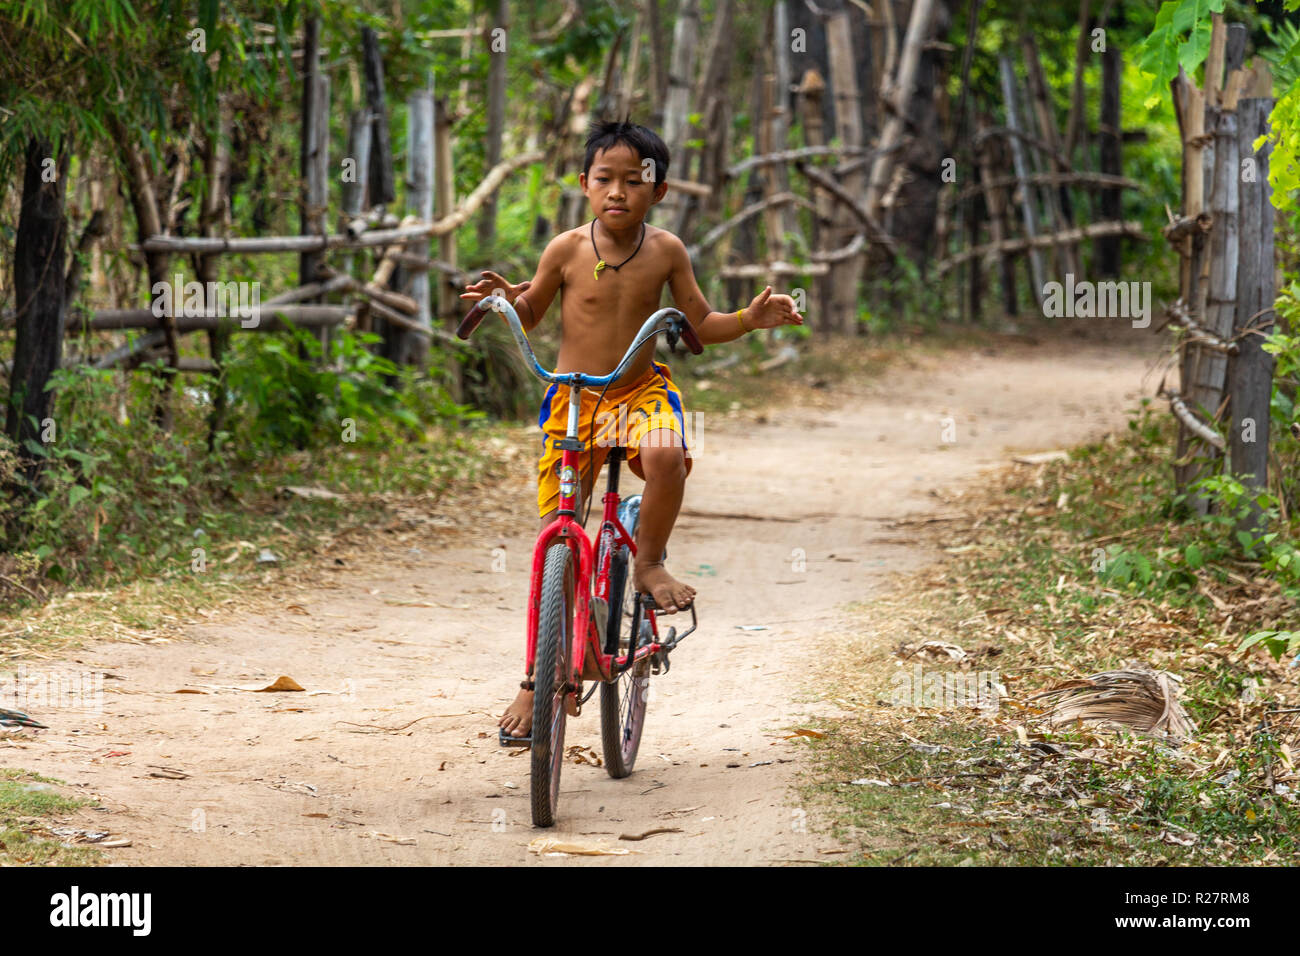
[457,295,703,388]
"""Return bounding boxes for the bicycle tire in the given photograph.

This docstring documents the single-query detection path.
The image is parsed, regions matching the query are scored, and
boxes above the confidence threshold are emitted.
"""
[531,542,574,827]
[600,502,649,778]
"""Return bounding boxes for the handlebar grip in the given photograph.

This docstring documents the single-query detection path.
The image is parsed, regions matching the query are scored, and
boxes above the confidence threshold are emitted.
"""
[457,300,488,340]
[678,318,704,355]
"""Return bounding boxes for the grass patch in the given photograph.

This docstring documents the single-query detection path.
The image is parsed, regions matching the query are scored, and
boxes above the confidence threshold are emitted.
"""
[0,768,101,865]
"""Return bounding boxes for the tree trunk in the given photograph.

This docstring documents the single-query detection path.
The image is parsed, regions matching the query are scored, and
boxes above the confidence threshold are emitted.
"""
[6,139,68,487]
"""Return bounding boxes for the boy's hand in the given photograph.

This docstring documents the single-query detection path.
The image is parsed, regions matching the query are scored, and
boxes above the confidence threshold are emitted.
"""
[459,270,531,307]
[744,286,804,329]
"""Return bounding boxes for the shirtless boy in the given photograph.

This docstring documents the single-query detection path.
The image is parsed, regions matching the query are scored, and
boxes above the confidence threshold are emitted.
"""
[460,120,804,738]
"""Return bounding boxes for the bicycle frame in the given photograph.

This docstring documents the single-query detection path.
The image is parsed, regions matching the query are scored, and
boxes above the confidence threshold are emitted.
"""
[458,295,699,694]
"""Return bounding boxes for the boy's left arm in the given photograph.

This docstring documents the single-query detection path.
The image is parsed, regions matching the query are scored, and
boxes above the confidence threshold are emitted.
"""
[667,237,803,345]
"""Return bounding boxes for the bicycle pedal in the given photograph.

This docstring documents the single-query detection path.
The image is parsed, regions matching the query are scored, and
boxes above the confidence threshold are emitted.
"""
[499,728,532,748]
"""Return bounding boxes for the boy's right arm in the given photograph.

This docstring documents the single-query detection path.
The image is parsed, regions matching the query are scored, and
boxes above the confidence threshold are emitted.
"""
[512,234,566,333]
[458,235,567,333]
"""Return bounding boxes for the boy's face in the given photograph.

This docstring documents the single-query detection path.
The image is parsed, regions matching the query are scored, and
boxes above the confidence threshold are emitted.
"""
[580,143,668,230]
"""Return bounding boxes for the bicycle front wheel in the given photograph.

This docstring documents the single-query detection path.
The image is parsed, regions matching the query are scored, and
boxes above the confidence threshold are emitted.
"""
[531,542,575,827]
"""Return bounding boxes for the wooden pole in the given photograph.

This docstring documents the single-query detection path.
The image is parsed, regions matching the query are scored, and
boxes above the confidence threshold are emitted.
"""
[863,0,936,222]
[797,68,833,332]
[998,54,1046,306]
[1063,0,1092,161]
[341,108,372,279]
[658,0,701,227]
[403,84,434,368]
[140,150,544,255]
[1096,43,1122,278]
[300,17,330,354]
[434,96,456,323]
[199,97,231,450]
[1179,77,1241,510]
[976,115,1017,318]
[1230,94,1276,535]
[478,0,507,251]
[362,26,396,207]
[1021,34,1079,277]
[825,5,865,334]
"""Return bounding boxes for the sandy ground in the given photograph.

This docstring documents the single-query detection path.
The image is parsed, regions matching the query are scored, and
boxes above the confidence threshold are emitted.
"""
[1,331,1159,865]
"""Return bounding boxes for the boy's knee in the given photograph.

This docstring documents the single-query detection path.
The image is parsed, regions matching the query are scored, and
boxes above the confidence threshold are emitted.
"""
[638,442,686,481]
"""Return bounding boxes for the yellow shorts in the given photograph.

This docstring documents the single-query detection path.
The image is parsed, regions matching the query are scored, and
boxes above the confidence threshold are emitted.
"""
[536,360,693,516]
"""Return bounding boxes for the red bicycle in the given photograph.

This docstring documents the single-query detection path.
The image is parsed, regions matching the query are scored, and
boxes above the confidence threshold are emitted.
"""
[458,295,701,827]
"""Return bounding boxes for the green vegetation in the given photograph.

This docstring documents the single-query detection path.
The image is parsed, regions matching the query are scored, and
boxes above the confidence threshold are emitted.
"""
[0,768,101,865]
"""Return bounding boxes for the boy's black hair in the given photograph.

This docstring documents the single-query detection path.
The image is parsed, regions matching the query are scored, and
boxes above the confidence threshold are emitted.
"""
[582,119,670,186]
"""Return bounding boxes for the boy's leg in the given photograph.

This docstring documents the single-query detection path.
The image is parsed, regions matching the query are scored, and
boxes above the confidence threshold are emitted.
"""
[631,429,695,613]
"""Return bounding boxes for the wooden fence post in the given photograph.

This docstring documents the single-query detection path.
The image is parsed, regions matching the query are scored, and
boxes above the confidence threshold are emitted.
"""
[362,27,397,208]
[1096,43,1122,277]
[998,54,1046,308]
[825,5,864,334]
[300,17,331,354]
[1230,93,1276,534]
[403,85,435,368]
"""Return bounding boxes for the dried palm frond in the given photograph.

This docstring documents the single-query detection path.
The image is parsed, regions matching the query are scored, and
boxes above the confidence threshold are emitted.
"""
[1028,667,1197,742]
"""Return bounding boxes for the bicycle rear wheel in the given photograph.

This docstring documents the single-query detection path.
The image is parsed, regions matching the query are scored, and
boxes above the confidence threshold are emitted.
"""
[531,542,575,827]
[600,499,649,778]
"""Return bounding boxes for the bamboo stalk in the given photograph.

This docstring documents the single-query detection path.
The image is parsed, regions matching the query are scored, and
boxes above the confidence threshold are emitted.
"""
[935,220,1146,273]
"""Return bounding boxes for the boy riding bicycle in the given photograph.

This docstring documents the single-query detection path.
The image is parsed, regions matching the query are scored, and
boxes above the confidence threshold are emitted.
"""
[460,120,804,738]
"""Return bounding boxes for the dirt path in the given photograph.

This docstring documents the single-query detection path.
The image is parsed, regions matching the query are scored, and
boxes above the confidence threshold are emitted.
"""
[3,333,1157,865]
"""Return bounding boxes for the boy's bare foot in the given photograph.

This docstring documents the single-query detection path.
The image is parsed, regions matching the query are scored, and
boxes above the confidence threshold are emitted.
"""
[633,561,696,614]
[500,687,533,738]
[499,681,583,739]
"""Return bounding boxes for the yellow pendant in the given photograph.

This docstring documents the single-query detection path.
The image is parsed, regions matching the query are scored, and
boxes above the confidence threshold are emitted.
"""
[594,259,606,281]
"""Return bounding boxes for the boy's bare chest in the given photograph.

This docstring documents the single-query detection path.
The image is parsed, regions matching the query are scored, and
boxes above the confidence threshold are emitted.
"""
[563,243,670,318]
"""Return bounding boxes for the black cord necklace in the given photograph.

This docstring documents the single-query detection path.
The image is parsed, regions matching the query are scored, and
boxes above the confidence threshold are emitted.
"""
[590,219,646,280]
